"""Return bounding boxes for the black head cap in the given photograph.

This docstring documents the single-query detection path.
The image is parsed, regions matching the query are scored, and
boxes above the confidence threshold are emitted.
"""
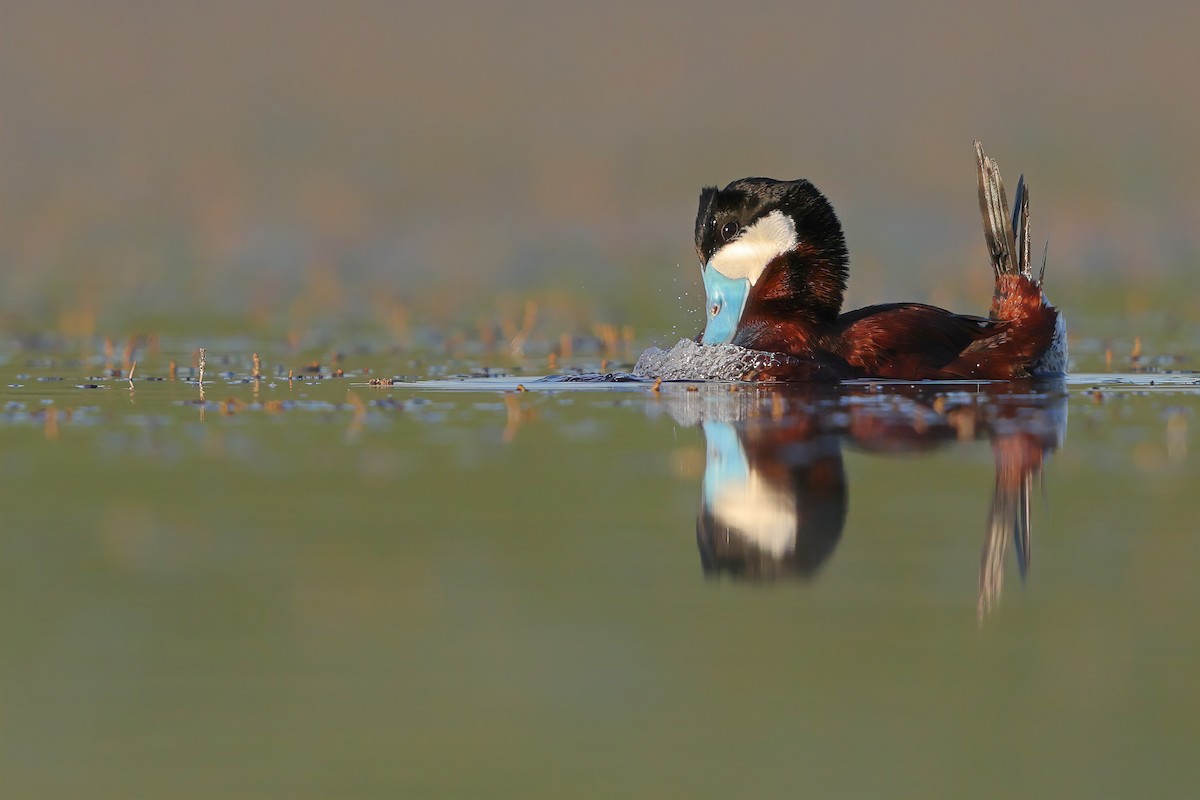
[695,178,846,266]
[695,178,850,323]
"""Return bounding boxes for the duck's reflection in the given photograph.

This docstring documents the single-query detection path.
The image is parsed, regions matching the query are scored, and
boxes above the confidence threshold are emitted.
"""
[698,418,846,579]
[659,382,1066,618]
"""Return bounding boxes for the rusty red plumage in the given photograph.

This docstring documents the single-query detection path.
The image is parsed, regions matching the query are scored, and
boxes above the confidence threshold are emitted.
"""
[696,142,1065,381]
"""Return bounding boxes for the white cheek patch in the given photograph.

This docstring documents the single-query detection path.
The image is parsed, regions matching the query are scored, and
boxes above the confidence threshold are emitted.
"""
[708,209,798,286]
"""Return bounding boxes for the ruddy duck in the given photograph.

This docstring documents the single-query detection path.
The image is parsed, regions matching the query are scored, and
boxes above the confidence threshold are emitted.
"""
[695,142,1066,380]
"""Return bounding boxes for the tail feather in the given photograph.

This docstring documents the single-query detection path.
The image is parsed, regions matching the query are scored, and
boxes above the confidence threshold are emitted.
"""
[1012,175,1032,280]
[973,140,1068,376]
[975,140,1017,279]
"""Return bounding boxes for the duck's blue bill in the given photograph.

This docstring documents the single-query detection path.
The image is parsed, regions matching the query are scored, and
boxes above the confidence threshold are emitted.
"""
[701,265,750,345]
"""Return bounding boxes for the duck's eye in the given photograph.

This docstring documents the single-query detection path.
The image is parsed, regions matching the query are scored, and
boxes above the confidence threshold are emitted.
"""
[720,221,739,241]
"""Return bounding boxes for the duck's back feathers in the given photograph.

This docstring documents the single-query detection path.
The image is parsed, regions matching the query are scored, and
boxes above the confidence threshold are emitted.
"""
[827,303,1008,380]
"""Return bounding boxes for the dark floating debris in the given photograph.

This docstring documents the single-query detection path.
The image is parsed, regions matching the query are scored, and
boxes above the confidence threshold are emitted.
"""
[538,372,645,383]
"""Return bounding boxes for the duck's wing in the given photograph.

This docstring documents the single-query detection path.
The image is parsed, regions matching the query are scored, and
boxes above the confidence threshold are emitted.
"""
[830,303,1004,379]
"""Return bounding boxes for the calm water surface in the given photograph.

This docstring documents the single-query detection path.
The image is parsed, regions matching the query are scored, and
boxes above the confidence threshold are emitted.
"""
[1,340,1198,798]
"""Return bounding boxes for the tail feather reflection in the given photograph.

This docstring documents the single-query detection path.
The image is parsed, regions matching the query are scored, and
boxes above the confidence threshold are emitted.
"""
[979,432,1044,619]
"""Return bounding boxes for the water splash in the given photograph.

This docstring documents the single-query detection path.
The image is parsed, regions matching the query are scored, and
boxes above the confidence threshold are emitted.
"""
[633,338,793,381]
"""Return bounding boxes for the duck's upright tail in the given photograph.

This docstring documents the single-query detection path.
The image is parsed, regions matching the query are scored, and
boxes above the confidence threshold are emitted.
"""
[974,141,1067,376]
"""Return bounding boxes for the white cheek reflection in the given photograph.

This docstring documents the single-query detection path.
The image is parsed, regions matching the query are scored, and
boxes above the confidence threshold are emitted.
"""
[710,474,798,558]
[702,421,797,557]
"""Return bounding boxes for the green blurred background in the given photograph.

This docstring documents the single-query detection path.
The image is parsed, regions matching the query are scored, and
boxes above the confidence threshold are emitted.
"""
[3,7,1200,795]
[3,0,1198,346]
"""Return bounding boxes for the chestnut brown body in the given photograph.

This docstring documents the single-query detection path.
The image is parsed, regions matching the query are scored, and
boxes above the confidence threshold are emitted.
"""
[695,142,1065,381]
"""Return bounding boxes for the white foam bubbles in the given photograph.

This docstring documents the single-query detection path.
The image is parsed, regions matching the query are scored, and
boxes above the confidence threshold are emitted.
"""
[633,338,790,381]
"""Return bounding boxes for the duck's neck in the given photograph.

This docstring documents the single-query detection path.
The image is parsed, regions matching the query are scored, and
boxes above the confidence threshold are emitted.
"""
[735,314,822,357]
[736,246,848,352]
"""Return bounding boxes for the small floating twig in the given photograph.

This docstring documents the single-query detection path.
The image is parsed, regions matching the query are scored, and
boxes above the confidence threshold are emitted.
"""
[197,347,206,401]
[128,360,136,389]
